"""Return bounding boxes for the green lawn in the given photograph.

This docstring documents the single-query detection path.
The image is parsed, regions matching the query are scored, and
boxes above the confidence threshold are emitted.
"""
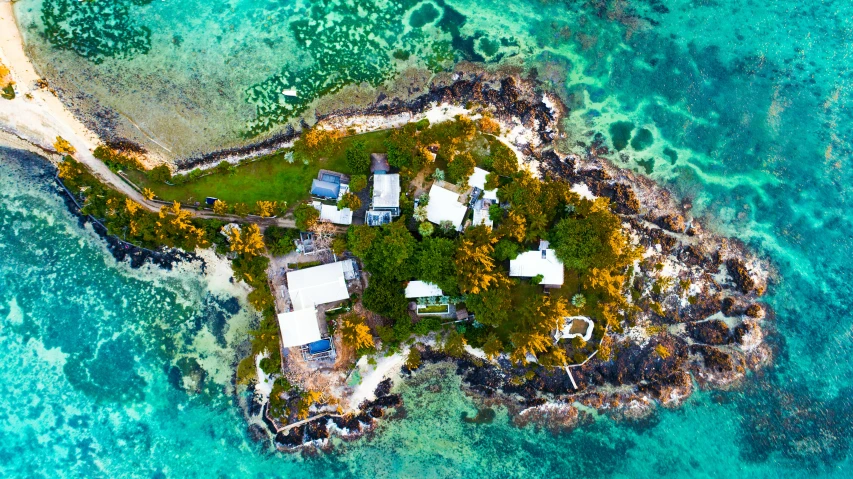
[127,130,391,207]
[417,304,450,314]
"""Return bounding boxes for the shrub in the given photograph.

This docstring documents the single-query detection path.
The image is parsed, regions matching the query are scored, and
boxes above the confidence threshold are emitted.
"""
[93,146,143,171]
[418,221,434,237]
[345,139,370,174]
[216,160,236,175]
[233,202,250,217]
[294,203,320,230]
[478,115,500,134]
[571,293,586,308]
[413,317,441,335]
[53,136,76,155]
[530,274,544,285]
[349,174,368,193]
[148,165,172,183]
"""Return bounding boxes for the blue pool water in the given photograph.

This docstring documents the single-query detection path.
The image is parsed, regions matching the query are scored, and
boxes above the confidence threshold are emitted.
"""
[308,339,333,355]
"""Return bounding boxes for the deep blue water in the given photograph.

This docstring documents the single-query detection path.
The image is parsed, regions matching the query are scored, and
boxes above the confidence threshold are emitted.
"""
[4,0,853,477]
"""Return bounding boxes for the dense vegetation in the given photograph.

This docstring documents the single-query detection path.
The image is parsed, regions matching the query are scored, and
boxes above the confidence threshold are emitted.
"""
[342,117,640,366]
[58,157,221,252]
[72,114,640,423]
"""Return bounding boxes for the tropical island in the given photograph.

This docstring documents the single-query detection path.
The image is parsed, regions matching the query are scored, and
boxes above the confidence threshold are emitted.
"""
[0,10,772,448]
[10,67,773,450]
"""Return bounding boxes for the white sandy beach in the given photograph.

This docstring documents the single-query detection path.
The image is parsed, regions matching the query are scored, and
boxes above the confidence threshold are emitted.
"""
[0,3,163,206]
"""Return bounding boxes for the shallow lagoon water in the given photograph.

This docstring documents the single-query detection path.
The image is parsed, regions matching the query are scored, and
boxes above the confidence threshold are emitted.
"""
[4,0,853,476]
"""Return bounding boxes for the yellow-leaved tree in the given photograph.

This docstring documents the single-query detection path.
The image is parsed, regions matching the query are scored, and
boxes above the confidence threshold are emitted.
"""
[339,313,374,351]
[212,199,228,215]
[496,209,526,242]
[124,198,141,216]
[57,159,78,179]
[256,200,276,217]
[156,201,208,249]
[297,390,326,419]
[53,136,76,156]
[509,331,552,365]
[454,225,499,294]
[537,347,569,368]
[141,188,156,201]
[226,223,265,257]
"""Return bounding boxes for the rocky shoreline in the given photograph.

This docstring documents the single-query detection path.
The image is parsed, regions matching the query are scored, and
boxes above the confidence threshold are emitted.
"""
[226,71,774,450]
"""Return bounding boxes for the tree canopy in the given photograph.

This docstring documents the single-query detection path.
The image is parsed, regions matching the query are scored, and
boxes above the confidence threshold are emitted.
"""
[294,203,320,230]
[454,225,499,294]
[345,139,370,174]
[415,237,458,293]
[551,198,636,272]
[362,220,416,281]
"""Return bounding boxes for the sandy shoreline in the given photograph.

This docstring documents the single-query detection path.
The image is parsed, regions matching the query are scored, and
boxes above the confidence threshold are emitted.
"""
[0,3,188,212]
[0,3,102,153]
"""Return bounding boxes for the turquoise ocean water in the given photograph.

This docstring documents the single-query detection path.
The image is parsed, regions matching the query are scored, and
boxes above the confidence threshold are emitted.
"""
[4,0,853,477]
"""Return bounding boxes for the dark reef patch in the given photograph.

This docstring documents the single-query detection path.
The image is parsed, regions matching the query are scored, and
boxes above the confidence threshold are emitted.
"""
[609,121,634,151]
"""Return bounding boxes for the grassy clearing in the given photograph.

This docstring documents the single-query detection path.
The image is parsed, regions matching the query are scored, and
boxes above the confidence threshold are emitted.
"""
[128,130,391,206]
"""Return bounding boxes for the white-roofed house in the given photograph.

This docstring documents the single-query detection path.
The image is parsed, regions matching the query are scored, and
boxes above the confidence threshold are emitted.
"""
[366,173,401,225]
[509,240,565,287]
[404,280,451,316]
[276,261,352,356]
[404,280,444,298]
[426,183,468,231]
[286,262,351,311]
[313,201,353,225]
[277,308,322,348]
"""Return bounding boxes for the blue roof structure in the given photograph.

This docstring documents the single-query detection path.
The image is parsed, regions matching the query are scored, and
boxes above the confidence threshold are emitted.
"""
[311,179,341,199]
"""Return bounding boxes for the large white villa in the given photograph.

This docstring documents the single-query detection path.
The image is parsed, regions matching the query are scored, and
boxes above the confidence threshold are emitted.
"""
[509,240,565,287]
[277,262,350,348]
